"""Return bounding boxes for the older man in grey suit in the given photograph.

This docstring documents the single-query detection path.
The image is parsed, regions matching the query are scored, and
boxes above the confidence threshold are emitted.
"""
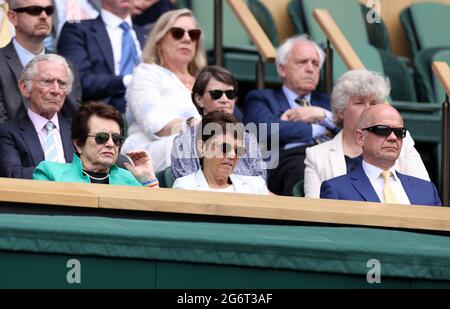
[0,0,81,123]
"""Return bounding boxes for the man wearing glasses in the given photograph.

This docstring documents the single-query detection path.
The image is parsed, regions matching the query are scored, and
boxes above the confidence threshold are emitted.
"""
[320,104,442,206]
[58,0,146,113]
[0,0,81,123]
[0,54,75,179]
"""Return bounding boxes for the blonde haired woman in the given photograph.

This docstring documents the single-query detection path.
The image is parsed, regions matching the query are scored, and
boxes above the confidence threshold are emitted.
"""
[123,8,206,172]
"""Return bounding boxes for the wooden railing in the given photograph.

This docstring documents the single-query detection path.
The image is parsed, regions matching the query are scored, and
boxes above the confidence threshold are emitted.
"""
[1,177,450,232]
[226,0,277,88]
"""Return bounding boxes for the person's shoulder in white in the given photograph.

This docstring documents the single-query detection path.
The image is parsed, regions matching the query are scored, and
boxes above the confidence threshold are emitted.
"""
[173,170,269,195]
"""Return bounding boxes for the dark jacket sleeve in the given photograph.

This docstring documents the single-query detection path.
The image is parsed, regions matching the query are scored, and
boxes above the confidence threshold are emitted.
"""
[0,124,35,179]
[319,180,339,200]
[243,89,313,147]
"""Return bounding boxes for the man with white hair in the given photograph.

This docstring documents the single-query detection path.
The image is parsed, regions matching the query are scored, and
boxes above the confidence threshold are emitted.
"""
[0,0,81,123]
[0,54,75,179]
[243,35,337,195]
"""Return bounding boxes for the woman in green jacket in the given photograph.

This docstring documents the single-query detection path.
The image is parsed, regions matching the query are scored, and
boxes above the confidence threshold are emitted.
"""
[33,101,159,188]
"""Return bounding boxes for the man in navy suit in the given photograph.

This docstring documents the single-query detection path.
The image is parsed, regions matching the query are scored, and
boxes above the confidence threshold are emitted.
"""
[0,54,75,179]
[243,35,337,195]
[320,104,441,206]
[58,0,146,112]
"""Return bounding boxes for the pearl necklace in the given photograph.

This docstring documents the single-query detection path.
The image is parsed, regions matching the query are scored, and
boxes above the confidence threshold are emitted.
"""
[82,170,109,181]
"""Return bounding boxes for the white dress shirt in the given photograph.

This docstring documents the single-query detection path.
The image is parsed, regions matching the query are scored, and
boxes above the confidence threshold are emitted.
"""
[27,109,66,163]
[362,160,411,205]
[101,9,142,76]
[13,38,45,67]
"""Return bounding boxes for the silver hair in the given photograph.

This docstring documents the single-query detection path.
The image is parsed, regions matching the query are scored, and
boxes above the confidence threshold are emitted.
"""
[20,54,74,94]
[275,34,326,77]
[331,69,391,127]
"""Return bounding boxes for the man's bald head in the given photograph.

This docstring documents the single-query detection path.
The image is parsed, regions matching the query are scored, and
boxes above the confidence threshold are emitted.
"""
[358,103,403,130]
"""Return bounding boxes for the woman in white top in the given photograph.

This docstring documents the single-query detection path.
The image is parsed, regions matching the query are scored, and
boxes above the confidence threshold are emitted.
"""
[173,111,269,195]
[304,69,430,198]
[123,9,206,172]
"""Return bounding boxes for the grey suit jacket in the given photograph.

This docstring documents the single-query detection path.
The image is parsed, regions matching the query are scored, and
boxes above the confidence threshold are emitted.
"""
[0,41,82,123]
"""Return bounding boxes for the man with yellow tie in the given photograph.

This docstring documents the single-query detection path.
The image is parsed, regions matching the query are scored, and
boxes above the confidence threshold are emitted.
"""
[320,104,442,206]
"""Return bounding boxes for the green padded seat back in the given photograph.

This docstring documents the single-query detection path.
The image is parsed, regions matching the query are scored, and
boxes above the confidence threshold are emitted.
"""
[332,42,417,102]
[292,179,304,197]
[288,0,307,35]
[247,0,279,46]
[432,49,450,104]
[301,0,369,44]
[409,3,450,51]
[188,0,253,51]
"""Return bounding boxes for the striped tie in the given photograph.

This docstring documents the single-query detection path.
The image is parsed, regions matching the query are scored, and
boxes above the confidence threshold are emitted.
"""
[44,121,58,162]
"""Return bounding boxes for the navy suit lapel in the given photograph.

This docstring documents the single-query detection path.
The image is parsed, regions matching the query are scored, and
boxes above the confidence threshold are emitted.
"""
[350,165,381,202]
[134,25,146,48]
[275,89,291,113]
[92,16,115,74]
[18,117,44,166]
[58,114,75,162]
[397,172,416,204]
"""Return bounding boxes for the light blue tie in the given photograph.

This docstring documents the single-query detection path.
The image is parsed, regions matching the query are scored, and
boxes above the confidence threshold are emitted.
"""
[119,22,139,76]
[44,121,58,162]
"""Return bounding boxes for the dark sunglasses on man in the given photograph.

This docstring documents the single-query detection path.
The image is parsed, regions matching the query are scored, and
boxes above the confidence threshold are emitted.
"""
[169,27,202,41]
[87,133,125,146]
[208,90,237,100]
[362,125,407,139]
[11,5,54,16]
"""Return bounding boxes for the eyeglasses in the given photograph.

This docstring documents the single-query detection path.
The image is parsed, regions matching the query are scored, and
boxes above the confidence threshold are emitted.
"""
[33,78,68,90]
[216,142,246,158]
[207,90,237,100]
[169,27,202,41]
[362,125,407,139]
[12,5,54,16]
[87,133,125,146]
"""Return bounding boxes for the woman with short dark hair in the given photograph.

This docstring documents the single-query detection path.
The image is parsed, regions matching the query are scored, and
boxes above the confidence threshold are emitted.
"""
[33,101,158,187]
[172,110,269,194]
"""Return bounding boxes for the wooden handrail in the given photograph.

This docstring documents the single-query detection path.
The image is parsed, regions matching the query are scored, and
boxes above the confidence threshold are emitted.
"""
[313,9,365,70]
[1,177,450,232]
[432,61,450,98]
[227,0,276,62]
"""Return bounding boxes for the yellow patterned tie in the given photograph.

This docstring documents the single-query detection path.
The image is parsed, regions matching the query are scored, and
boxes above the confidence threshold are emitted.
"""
[381,170,399,204]
[295,96,309,107]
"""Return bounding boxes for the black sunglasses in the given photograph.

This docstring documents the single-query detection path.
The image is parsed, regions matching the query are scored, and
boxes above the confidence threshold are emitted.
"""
[12,5,54,16]
[87,133,125,146]
[169,27,201,41]
[362,125,407,139]
[208,90,237,100]
[219,142,246,158]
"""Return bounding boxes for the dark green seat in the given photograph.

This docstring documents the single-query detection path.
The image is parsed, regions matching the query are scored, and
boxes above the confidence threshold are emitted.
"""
[179,0,280,84]
[288,0,391,52]
[292,179,304,197]
[400,2,450,58]
[156,166,174,188]
[247,0,279,46]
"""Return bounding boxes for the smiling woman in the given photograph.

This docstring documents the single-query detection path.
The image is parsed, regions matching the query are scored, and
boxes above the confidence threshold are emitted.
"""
[32,101,159,187]
[172,110,269,195]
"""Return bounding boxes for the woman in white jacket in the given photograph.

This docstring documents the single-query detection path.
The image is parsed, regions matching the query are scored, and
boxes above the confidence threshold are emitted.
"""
[304,69,430,198]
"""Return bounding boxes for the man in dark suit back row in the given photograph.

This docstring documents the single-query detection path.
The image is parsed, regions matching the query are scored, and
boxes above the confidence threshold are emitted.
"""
[243,35,338,196]
[58,0,146,113]
[0,0,81,123]
[0,54,74,179]
[320,104,441,206]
